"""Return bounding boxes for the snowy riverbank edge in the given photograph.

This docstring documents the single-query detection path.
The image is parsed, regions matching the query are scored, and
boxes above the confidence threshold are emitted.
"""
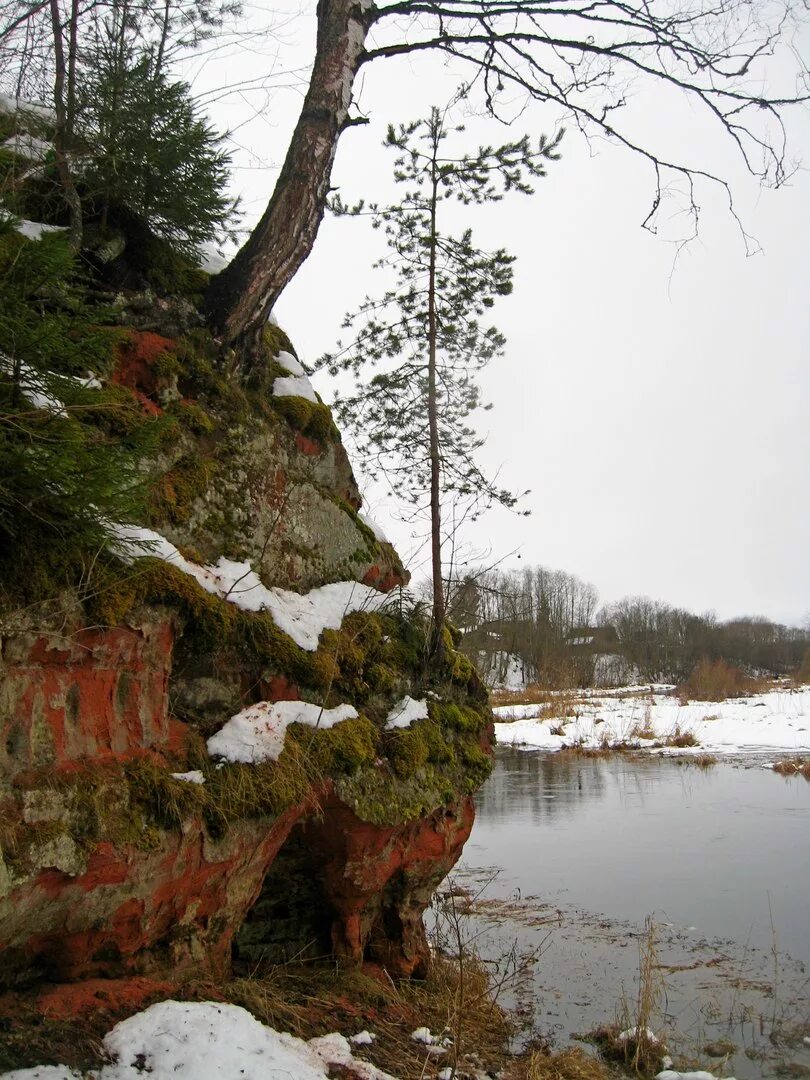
[492,685,810,757]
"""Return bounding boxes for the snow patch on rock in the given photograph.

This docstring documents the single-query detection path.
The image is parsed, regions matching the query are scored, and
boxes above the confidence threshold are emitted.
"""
[273,373,318,403]
[385,696,429,730]
[359,513,389,543]
[208,700,359,763]
[276,349,306,376]
[111,525,391,651]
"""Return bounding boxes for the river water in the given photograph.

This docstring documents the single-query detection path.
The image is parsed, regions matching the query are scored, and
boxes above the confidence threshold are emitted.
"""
[447,749,810,1078]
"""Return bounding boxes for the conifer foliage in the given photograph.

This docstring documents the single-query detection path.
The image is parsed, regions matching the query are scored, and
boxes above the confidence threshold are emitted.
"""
[0,0,238,257]
[0,219,160,598]
[78,52,236,256]
[316,107,561,654]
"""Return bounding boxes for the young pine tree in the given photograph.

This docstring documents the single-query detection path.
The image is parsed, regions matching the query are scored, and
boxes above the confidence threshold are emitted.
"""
[78,49,236,256]
[316,107,561,659]
[0,218,162,599]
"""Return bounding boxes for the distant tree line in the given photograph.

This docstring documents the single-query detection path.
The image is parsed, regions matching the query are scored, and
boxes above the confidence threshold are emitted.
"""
[451,566,809,687]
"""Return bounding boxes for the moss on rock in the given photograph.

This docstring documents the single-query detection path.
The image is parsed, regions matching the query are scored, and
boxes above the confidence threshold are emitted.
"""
[271,395,338,444]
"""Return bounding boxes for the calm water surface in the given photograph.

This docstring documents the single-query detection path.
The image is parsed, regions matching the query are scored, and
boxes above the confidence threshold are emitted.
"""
[449,750,810,1078]
[466,750,810,962]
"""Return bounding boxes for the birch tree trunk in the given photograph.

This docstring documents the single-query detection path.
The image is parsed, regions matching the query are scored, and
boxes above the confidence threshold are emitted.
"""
[206,0,373,349]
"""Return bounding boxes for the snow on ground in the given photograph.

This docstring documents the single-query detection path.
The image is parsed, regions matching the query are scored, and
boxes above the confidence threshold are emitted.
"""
[493,686,810,756]
[208,699,359,763]
[171,770,205,784]
[14,219,65,241]
[656,1072,733,1080]
[482,651,527,691]
[0,1001,394,1080]
[0,1070,80,1080]
[350,1031,377,1046]
[113,525,390,651]
[0,94,54,121]
[385,696,429,729]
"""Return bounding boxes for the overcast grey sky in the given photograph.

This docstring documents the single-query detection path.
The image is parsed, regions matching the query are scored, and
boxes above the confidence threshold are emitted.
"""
[194,3,810,625]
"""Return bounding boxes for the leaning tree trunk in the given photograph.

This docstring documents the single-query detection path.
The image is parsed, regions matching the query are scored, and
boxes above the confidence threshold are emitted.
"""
[207,0,374,350]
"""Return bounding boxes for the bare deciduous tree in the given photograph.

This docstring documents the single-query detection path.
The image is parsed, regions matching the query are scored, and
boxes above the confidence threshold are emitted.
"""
[206,0,808,349]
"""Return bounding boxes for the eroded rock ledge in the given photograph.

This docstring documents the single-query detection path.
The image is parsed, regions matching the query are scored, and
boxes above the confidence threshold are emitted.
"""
[0,319,492,1005]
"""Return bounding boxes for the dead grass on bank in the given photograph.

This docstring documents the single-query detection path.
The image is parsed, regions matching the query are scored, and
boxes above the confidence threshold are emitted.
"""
[676,659,769,704]
[222,951,513,1080]
[492,687,586,723]
[491,686,657,710]
[771,758,810,780]
[521,1046,614,1080]
[674,753,717,769]
[557,742,641,760]
[652,724,699,749]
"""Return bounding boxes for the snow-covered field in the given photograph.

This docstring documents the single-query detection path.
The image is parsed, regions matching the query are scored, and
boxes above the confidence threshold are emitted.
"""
[493,685,810,758]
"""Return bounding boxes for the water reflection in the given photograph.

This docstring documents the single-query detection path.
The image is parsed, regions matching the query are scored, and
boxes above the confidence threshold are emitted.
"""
[468,749,810,963]
[475,751,608,823]
[454,750,810,1080]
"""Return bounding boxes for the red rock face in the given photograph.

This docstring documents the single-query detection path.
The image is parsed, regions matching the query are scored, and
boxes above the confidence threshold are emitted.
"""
[362,562,409,593]
[300,794,476,977]
[1,807,306,985]
[0,624,174,779]
[0,619,479,1000]
[111,330,177,411]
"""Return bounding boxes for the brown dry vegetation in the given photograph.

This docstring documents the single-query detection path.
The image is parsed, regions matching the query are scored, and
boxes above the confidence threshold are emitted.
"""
[490,685,584,718]
[771,758,810,780]
[793,648,810,686]
[224,952,513,1080]
[676,659,769,703]
[652,725,699,749]
[675,754,717,769]
[519,1046,614,1080]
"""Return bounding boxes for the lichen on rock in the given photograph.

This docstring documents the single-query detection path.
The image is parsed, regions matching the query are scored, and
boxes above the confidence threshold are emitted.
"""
[0,301,492,1009]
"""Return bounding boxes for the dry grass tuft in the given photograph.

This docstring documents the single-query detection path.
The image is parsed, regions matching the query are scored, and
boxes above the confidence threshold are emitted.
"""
[222,950,513,1080]
[771,758,810,780]
[523,1046,612,1080]
[628,706,656,741]
[589,918,665,1076]
[558,739,641,759]
[681,754,717,770]
[652,724,699,749]
[589,1023,664,1076]
[677,659,769,703]
[491,686,583,716]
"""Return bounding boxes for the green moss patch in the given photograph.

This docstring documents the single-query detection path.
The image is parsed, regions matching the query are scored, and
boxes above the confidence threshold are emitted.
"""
[262,323,298,361]
[271,394,338,444]
[147,454,217,526]
[88,557,238,644]
[428,701,487,734]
